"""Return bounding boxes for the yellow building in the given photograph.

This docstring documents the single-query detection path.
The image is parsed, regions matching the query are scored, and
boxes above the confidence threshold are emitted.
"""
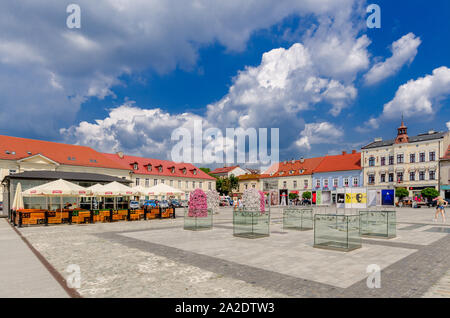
[361,121,449,199]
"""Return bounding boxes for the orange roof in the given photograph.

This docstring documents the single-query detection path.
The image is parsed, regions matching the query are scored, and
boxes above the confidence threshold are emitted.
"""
[260,157,324,179]
[442,145,450,160]
[313,152,361,173]
[238,174,260,181]
[102,153,216,180]
[210,166,240,174]
[0,135,129,170]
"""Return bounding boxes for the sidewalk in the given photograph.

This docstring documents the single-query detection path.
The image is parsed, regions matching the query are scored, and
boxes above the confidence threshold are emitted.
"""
[0,219,69,298]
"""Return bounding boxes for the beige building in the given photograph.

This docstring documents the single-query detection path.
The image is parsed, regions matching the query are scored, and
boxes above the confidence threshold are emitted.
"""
[0,135,215,211]
[440,144,450,199]
[361,121,449,199]
[237,174,262,195]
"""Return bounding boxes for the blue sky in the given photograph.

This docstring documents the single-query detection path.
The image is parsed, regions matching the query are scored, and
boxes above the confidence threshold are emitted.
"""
[0,0,449,166]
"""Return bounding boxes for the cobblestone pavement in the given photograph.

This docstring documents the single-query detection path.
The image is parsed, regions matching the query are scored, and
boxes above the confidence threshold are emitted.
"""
[16,207,450,298]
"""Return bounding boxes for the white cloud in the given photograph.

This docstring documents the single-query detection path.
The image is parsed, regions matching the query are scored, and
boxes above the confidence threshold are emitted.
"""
[447,121,450,130]
[365,33,421,85]
[295,122,344,150]
[61,102,205,159]
[0,0,358,138]
[381,66,450,118]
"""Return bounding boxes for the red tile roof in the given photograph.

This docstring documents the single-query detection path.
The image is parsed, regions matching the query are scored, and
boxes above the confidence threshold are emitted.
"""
[102,153,216,180]
[0,135,129,170]
[313,152,361,173]
[210,166,240,175]
[443,146,450,160]
[260,157,324,179]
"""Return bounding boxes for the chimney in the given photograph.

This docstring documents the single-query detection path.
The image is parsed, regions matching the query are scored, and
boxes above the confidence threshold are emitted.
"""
[117,151,124,159]
[374,137,382,142]
[352,150,357,154]
[300,157,305,163]
[428,130,436,135]
[342,151,347,155]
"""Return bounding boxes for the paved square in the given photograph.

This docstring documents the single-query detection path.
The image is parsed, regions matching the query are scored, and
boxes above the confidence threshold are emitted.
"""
[12,207,450,297]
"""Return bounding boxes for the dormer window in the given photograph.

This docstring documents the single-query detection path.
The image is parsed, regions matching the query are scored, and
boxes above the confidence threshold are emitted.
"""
[182,168,187,174]
[133,163,138,170]
[193,169,197,175]
[147,164,152,172]
[157,165,163,172]
[171,167,175,173]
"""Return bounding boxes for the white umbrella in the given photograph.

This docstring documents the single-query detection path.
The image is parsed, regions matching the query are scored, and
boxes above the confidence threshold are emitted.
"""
[146,183,184,197]
[96,181,136,196]
[131,185,156,197]
[22,179,91,196]
[12,183,24,211]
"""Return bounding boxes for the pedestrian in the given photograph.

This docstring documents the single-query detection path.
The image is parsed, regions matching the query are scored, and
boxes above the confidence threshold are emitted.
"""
[433,196,447,223]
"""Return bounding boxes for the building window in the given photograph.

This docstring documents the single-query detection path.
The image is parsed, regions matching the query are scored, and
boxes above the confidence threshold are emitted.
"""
[429,170,436,180]
[192,181,196,188]
[353,178,358,187]
[245,184,248,189]
[389,173,394,182]
[368,174,375,185]
[9,169,17,175]
[171,167,175,173]
[304,180,308,188]
[178,181,182,189]
[429,152,436,161]
[293,180,297,188]
[344,178,349,187]
[419,171,425,181]
[381,174,386,183]
[380,157,386,166]
[369,157,375,167]
[161,179,165,184]
[397,154,404,164]
[147,165,152,172]
[419,152,425,162]
[333,178,338,188]
[315,179,321,188]
[208,182,212,190]
[145,179,149,187]
[389,156,394,165]
[135,178,140,186]
[252,184,256,188]
[324,179,329,188]
[170,180,174,186]
[410,154,415,163]
[154,179,158,186]
[397,172,403,182]
[133,163,138,170]
[283,181,287,188]
[199,182,202,189]
[409,172,415,181]
[185,181,189,188]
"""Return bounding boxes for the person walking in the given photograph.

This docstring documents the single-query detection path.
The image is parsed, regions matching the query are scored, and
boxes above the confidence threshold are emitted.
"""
[433,196,447,223]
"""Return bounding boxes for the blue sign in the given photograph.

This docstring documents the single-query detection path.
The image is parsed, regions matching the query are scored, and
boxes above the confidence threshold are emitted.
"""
[382,190,394,206]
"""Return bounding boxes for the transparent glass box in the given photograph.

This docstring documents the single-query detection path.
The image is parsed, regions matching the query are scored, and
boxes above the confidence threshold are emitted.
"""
[233,210,270,239]
[283,208,313,231]
[359,210,396,239]
[314,214,361,251]
[184,208,213,231]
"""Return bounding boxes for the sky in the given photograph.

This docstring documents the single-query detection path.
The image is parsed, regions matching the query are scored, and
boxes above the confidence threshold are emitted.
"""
[0,0,449,167]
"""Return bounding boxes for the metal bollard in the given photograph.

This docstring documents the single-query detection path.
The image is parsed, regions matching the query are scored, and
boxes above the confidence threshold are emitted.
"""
[127,209,131,221]
[90,210,94,224]
[18,212,23,228]
[109,209,113,223]
[143,206,147,220]
[45,211,49,226]
[68,211,73,225]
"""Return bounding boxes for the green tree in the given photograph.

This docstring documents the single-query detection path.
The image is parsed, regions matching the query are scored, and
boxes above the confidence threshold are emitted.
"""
[421,188,439,200]
[215,175,239,196]
[302,191,312,199]
[289,193,299,200]
[199,167,211,175]
[395,188,409,200]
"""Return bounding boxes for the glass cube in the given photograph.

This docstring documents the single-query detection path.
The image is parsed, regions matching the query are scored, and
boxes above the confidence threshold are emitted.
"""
[359,210,396,238]
[233,210,270,239]
[184,208,213,231]
[314,214,361,251]
[283,208,313,231]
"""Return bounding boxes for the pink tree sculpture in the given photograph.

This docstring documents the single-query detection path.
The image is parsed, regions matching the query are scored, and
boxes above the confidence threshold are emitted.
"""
[259,190,266,214]
[188,188,208,217]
